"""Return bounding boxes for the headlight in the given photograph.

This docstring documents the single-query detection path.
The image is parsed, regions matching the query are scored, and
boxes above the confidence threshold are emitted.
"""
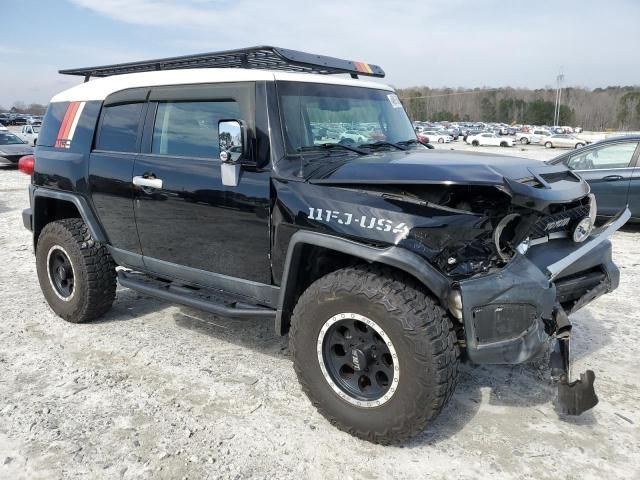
[573,217,593,243]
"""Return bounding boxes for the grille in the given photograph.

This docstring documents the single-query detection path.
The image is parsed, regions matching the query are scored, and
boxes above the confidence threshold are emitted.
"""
[529,204,590,239]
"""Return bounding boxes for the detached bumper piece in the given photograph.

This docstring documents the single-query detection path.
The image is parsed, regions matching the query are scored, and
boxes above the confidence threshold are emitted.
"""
[557,370,598,416]
[549,309,598,416]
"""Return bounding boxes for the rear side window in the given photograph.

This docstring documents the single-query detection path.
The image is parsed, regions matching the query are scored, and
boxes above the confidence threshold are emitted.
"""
[96,103,143,152]
[151,101,240,158]
[568,142,638,170]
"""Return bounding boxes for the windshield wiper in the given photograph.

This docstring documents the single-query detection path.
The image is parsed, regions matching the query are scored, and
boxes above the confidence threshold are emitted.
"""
[298,143,367,155]
[397,138,434,149]
[359,141,407,151]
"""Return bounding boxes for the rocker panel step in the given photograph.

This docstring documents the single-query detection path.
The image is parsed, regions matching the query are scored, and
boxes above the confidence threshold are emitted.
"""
[117,271,276,319]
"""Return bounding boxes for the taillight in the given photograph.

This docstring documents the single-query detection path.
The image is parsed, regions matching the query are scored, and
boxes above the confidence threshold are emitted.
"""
[18,155,35,175]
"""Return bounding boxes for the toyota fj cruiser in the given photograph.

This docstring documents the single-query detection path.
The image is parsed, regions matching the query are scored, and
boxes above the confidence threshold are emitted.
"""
[20,47,629,444]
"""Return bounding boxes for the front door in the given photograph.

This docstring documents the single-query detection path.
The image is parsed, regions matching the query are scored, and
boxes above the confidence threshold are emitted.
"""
[132,83,271,285]
[567,141,639,216]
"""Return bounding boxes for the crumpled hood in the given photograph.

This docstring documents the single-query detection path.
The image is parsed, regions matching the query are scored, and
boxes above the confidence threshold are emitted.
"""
[309,149,557,186]
[307,148,590,210]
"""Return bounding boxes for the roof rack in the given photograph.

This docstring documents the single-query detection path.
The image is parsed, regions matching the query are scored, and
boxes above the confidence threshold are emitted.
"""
[59,46,385,82]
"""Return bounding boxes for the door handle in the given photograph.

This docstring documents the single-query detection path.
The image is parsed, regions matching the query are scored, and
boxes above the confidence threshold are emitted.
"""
[133,175,163,189]
[602,175,624,182]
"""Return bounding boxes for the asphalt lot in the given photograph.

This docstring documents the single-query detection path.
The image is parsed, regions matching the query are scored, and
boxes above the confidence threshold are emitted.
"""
[1,149,639,479]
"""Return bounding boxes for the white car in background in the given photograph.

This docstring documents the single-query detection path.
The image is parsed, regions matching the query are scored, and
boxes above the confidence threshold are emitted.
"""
[542,134,588,149]
[422,130,452,143]
[466,132,514,147]
[339,130,367,143]
[17,125,39,146]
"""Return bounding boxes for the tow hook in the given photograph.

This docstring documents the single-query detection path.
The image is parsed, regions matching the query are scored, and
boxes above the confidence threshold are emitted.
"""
[549,307,599,415]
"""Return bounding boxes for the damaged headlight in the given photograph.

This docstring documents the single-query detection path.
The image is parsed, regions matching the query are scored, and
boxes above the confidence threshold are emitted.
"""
[572,194,597,243]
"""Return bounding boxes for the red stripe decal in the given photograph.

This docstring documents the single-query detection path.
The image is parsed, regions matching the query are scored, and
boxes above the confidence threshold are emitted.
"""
[56,102,79,148]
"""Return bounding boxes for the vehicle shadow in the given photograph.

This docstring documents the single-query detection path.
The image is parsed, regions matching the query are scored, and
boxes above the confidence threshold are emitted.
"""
[96,286,611,446]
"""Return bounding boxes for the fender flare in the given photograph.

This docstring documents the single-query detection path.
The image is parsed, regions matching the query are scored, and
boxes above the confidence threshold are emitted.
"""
[31,187,108,244]
[275,230,452,335]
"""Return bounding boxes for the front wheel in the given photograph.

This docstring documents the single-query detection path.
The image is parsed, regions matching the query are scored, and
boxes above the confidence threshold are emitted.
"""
[438,138,444,143]
[471,140,479,146]
[575,143,584,149]
[36,219,116,323]
[545,141,553,148]
[520,137,529,145]
[290,265,460,444]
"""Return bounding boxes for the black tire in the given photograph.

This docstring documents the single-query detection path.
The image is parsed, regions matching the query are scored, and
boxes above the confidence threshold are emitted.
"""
[471,140,479,147]
[520,137,529,145]
[500,141,508,147]
[545,141,553,149]
[438,138,444,143]
[290,265,459,444]
[575,143,584,149]
[36,219,116,323]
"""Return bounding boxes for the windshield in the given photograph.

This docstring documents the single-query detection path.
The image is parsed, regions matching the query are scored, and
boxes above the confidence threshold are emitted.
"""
[0,132,26,145]
[277,81,417,155]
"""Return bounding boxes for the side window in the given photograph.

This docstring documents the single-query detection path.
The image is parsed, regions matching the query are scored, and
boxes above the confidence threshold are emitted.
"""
[96,103,143,152]
[152,101,241,158]
[568,142,638,170]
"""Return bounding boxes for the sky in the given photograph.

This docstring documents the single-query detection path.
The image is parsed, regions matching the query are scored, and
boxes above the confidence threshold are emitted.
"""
[0,0,639,107]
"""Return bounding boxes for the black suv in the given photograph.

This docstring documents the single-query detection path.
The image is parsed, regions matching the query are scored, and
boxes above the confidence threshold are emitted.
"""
[21,47,629,444]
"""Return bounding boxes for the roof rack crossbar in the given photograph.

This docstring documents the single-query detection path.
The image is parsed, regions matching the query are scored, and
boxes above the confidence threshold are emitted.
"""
[59,46,385,82]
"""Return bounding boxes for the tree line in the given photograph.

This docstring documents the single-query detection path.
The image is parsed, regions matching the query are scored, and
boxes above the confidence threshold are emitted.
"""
[396,85,640,131]
[0,102,47,115]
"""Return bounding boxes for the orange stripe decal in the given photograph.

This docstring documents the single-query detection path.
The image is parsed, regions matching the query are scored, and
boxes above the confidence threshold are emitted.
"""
[353,62,373,74]
[56,101,80,148]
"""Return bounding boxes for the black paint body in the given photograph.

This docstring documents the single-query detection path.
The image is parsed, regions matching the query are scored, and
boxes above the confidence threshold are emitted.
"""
[27,79,623,364]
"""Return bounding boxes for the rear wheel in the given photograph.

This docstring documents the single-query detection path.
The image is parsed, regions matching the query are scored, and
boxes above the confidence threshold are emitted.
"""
[520,137,529,145]
[438,138,444,143]
[545,141,553,148]
[290,265,459,444]
[575,143,584,149]
[36,219,116,323]
[471,140,479,147]
[500,141,508,147]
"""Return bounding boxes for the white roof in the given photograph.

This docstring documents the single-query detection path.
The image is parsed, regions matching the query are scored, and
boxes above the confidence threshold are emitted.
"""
[50,68,394,103]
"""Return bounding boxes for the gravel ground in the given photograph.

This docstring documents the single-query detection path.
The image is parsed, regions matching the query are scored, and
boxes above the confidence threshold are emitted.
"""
[1,159,639,480]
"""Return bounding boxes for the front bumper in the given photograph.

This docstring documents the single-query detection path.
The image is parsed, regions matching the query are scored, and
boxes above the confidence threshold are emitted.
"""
[458,207,629,364]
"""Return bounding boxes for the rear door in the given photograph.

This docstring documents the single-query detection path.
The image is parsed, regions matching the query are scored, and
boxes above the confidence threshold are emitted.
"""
[567,140,639,216]
[89,91,148,267]
[132,82,272,285]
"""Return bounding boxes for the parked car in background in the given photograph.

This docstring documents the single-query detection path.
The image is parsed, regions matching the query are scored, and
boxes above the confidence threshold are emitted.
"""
[422,130,452,143]
[549,136,640,219]
[340,130,368,144]
[17,124,39,146]
[0,130,34,167]
[543,134,588,149]
[517,132,542,145]
[466,132,514,147]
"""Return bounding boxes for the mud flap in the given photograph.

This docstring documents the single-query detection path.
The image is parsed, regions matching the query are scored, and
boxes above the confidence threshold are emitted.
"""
[550,329,599,415]
[556,370,599,416]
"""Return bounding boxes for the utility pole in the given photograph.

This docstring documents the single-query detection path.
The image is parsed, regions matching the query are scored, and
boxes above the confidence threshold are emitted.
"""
[553,69,564,126]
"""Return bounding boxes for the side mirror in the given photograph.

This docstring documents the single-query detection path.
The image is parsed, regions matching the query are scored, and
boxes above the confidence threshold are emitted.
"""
[218,120,244,187]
